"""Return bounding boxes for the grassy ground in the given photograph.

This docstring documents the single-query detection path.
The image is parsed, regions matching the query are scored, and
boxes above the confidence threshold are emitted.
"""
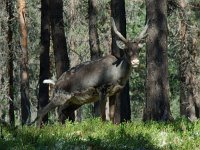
[0,118,200,150]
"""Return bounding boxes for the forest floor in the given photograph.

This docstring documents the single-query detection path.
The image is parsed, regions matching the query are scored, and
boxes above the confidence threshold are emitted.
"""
[0,118,200,150]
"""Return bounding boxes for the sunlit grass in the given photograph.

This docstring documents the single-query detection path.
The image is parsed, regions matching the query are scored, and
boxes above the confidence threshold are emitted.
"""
[0,118,200,149]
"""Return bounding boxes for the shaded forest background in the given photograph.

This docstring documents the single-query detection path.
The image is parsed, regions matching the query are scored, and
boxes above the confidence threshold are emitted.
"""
[0,0,200,125]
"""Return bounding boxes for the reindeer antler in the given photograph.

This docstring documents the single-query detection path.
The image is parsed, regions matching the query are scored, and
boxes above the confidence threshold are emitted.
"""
[111,18,128,43]
[135,20,149,42]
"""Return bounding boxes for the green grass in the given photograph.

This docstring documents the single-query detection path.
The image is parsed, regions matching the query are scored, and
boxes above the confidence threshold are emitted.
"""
[0,118,200,150]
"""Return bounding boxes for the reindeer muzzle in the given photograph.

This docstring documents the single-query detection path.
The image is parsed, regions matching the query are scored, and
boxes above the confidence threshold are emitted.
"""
[131,58,139,67]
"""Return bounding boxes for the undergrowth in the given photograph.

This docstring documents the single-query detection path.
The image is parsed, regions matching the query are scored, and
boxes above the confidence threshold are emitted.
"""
[0,118,200,150]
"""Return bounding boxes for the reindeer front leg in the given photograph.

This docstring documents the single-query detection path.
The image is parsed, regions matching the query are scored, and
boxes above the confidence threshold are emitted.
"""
[58,103,82,123]
[109,95,116,123]
[98,86,108,121]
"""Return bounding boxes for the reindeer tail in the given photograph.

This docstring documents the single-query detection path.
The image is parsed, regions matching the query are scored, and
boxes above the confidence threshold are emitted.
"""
[43,79,55,85]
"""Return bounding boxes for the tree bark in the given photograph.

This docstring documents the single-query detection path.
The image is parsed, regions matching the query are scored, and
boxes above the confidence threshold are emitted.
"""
[6,0,15,126]
[143,0,172,121]
[110,0,131,124]
[38,0,51,124]
[88,0,102,119]
[49,0,72,123]
[89,0,101,61]
[179,0,200,121]
[49,0,70,77]
[18,0,30,125]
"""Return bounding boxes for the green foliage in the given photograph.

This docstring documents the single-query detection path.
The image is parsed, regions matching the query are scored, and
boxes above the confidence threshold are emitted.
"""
[0,0,199,124]
[127,1,146,120]
[1,118,200,149]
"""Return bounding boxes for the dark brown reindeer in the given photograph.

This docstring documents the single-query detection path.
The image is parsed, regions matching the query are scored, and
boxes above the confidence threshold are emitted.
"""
[34,18,148,126]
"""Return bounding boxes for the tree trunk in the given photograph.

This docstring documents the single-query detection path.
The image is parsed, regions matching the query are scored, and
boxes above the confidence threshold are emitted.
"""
[18,0,30,125]
[49,0,70,77]
[38,0,51,124]
[49,0,72,123]
[110,0,131,124]
[179,1,188,116]
[143,0,172,121]
[179,0,200,121]
[88,0,101,61]
[193,3,200,118]
[6,0,15,126]
[88,0,102,119]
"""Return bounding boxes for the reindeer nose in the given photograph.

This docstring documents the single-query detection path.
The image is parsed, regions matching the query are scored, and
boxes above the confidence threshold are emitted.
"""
[131,58,139,67]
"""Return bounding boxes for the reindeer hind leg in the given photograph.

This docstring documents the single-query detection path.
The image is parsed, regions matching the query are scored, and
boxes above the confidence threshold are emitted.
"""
[36,92,72,127]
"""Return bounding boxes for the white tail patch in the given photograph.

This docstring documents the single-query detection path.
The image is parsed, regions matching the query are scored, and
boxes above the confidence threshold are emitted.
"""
[43,79,55,85]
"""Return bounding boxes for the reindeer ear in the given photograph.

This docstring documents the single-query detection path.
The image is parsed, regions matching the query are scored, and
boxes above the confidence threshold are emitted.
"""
[116,40,126,49]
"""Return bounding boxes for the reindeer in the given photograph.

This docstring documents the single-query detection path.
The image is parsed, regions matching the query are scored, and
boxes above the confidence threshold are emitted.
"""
[34,18,148,126]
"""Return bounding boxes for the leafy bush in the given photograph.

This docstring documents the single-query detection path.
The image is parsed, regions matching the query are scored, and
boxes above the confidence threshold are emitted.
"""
[1,118,200,150]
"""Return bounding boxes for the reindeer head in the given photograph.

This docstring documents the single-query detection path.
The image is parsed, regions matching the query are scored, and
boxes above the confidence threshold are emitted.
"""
[112,18,148,68]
